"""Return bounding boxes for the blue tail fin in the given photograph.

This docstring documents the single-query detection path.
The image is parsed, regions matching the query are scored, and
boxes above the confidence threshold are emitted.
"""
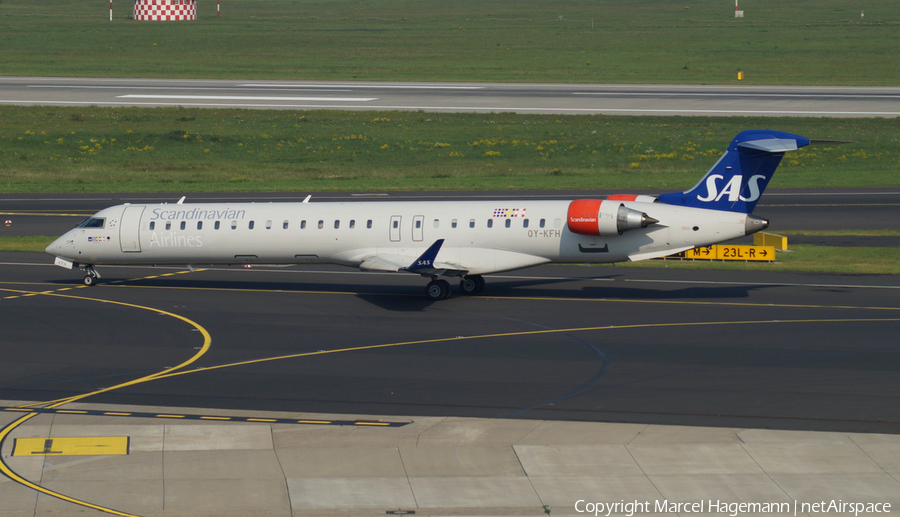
[658,130,810,213]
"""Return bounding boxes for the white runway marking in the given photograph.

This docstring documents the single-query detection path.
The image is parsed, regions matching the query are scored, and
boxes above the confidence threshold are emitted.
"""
[239,83,484,90]
[116,94,377,102]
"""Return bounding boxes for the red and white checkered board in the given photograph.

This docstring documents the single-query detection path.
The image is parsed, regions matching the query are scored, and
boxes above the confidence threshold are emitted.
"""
[134,0,196,21]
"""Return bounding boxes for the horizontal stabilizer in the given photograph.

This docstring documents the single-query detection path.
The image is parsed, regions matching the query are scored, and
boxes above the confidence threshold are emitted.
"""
[737,138,798,153]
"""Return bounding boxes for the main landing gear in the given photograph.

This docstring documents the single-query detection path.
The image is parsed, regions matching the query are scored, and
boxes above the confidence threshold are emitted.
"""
[458,275,485,296]
[81,265,100,286]
[424,275,484,301]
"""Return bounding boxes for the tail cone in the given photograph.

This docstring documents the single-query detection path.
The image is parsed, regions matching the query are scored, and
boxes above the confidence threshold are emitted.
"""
[744,215,769,235]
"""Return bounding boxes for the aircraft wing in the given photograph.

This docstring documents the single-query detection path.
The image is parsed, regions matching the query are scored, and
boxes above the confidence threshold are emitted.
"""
[358,239,469,276]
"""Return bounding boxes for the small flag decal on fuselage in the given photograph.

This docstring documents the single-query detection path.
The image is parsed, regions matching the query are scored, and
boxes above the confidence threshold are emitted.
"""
[493,208,526,218]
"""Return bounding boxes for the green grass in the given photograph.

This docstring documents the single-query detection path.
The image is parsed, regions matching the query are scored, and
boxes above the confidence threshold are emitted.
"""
[0,236,53,253]
[2,106,898,193]
[1,0,898,85]
[782,230,900,237]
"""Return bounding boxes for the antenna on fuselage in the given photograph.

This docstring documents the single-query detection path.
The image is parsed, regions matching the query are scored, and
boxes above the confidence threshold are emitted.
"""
[177,196,186,204]
[302,195,311,203]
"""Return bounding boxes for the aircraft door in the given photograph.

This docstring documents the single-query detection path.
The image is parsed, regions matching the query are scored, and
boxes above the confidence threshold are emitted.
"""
[412,215,424,242]
[120,206,145,253]
[389,215,402,242]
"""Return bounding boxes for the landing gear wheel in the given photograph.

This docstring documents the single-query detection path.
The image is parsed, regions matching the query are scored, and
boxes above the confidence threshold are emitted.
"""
[82,265,100,286]
[459,275,485,295]
[425,279,451,301]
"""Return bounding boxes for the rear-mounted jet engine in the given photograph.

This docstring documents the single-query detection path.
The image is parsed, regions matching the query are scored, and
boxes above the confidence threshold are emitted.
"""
[567,199,659,236]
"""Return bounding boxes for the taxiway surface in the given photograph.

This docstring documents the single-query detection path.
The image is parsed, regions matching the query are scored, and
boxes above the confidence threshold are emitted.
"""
[2,251,898,434]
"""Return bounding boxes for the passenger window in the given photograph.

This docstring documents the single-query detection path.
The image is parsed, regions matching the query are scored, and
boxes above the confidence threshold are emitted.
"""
[301,220,306,229]
[523,219,529,228]
[231,221,237,230]
[452,219,458,229]
[249,221,255,230]
[149,221,155,230]
[487,219,493,228]
[349,220,356,229]
[433,219,439,229]
[469,219,475,228]
[393,220,399,229]
[505,219,511,228]
[318,220,324,229]
[215,221,220,230]
[283,220,289,229]
[266,220,272,230]
[166,222,172,230]
[334,220,340,229]
[367,220,373,229]
[180,221,186,230]
[197,221,203,230]
[540,218,546,228]
[415,220,422,229]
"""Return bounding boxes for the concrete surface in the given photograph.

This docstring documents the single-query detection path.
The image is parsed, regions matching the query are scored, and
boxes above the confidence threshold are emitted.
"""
[1,400,898,517]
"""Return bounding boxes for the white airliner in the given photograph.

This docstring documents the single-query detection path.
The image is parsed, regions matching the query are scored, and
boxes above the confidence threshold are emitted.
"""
[46,130,809,300]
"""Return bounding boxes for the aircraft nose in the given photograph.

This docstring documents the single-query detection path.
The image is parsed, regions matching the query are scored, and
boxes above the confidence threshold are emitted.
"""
[45,234,71,256]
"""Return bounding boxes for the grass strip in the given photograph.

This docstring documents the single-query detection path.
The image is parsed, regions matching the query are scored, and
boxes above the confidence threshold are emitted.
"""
[1,0,898,85]
[2,107,897,193]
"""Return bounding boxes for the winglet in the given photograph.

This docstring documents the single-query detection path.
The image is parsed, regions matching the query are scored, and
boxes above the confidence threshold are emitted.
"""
[405,239,445,272]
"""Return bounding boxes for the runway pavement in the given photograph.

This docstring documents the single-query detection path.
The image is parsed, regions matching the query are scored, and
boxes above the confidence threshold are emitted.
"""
[2,77,900,117]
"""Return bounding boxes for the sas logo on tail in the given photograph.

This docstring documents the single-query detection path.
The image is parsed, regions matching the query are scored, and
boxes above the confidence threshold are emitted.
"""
[697,174,767,203]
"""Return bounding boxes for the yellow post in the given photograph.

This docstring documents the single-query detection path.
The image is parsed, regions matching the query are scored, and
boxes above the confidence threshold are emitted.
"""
[737,71,744,81]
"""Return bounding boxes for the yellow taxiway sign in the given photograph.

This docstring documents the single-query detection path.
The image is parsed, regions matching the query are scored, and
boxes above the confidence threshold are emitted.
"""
[676,245,776,262]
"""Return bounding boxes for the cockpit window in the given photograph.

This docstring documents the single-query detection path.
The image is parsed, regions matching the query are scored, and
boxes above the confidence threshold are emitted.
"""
[77,217,105,229]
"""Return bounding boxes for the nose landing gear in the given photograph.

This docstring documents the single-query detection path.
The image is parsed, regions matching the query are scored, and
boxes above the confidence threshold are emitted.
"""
[81,265,100,286]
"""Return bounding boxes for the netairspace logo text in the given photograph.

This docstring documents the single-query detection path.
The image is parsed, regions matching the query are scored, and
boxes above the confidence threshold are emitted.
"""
[575,499,892,517]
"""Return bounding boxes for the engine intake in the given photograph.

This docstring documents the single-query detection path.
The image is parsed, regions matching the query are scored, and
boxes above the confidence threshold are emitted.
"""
[567,199,658,236]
